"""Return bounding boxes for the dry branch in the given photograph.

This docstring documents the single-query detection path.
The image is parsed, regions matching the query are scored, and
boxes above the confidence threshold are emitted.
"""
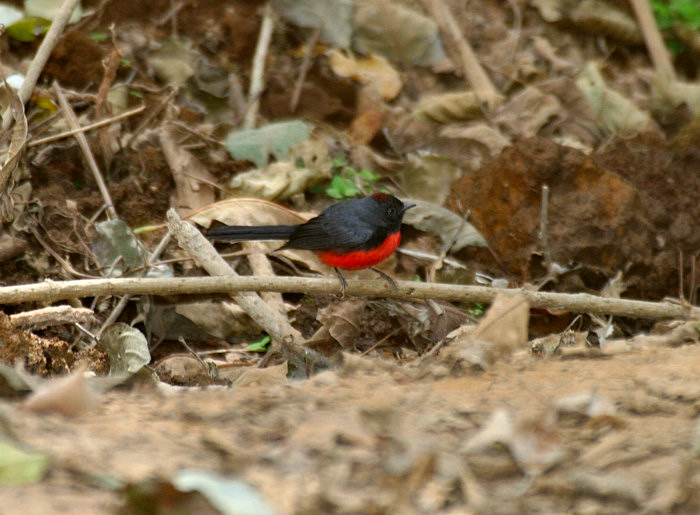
[0,275,695,321]
[629,0,675,80]
[420,0,503,109]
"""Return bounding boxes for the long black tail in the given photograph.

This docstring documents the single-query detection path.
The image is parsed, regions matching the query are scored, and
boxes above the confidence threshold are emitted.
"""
[207,225,296,242]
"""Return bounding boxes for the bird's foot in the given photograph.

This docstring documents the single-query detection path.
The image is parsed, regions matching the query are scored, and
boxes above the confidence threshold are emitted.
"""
[334,267,348,298]
[371,267,398,291]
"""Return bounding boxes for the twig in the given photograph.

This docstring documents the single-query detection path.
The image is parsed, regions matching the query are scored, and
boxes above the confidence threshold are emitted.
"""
[10,305,94,330]
[29,225,101,279]
[0,276,696,321]
[53,83,117,219]
[420,0,503,110]
[27,106,145,147]
[9,0,81,121]
[125,87,178,149]
[539,184,552,272]
[629,0,675,80]
[244,3,275,129]
[290,26,321,113]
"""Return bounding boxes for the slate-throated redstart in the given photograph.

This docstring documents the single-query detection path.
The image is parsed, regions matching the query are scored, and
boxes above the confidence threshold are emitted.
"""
[207,193,415,294]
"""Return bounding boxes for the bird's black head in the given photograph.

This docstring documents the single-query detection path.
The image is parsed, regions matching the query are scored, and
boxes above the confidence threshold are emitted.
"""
[370,192,415,231]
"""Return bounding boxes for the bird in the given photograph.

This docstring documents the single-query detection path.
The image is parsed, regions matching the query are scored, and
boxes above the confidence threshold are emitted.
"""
[207,193,415,295]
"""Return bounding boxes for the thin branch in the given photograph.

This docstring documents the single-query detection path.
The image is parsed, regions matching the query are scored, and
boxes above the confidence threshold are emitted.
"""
[420,0,503,109]
[0,275,695,321]
[27,105,145,147]
[10,305,94,330]
[629,0,675,80]
[244,3,274,129]
[13,0,82,112]
[53,83,117,219]
[290,26,321,113]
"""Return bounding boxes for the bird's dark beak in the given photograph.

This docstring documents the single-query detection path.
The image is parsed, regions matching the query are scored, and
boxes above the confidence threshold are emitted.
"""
[402,203,416,213]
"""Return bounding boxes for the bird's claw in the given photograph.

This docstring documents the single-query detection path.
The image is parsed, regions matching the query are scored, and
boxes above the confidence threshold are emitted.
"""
[371,267,399,291]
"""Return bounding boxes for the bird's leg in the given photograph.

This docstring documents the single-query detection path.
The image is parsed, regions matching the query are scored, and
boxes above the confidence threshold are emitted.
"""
[371,267,398,291]
[334,267,348,298]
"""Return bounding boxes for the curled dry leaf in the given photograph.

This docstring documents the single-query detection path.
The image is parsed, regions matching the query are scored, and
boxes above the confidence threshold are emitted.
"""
[413,91,481,123]
[439,123,511,158]
[463,408,566,476]
[402,199,486,252]
[448,293,529,368]
[92,218,144,276]
[328,49,402,101]
[175,300,257,340]
[148,37,197,85]
[652,75,700,117]
[227,139,332,201]
[232,361,288,387]
[399,153,462,205]
[190,198,329,274]
[354,0,447,67]
[224,120,310,169]
[99,323,151,376]
[554,390,618,418]
[272,0,353,48]
[532,0,641,44]
[317,300,365,349]
[159,125,216,216]
[576,62,652,136]
[0,75,28,223]
[493,86,563,139]
[24,363,99,417]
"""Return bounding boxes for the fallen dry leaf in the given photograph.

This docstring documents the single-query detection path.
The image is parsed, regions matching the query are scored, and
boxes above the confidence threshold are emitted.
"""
[23,364,99,417]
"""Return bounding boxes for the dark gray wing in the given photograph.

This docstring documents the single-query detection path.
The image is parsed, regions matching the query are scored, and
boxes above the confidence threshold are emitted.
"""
[284,201,376,251]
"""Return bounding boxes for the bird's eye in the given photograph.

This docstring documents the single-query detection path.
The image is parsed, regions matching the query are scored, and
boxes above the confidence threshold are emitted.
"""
[387,208,395,216]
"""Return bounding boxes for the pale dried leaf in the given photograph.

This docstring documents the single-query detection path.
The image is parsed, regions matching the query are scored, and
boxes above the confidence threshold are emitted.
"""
[0,75,28,223]
[234,362,288,387]
[175,301,257,339]
[154,354,207,383]
[99,323,151,375]
[399,153,461,205]
[224,120,310,168]
[414,91,481,123]
[402,199,486,252]
[354,0,447,67]
[653,76,700,116]
[576,62,651,136]
[439,123,511,157]
[272,0,353,48]
[493,87,563,138]
[317,300,365,349]
[328,50,402,100]
[554,390,618,418]
[24,364,99,417]
[149,37,197,85]
[159,125,216,216]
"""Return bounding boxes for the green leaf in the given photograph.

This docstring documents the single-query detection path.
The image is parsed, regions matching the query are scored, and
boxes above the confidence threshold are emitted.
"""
[247,335,271,353]
[224,120,310,168]
[0,440,48,485]
[331,156,347,168]
[326,175,360,199]
[359,169,381,181]
[90,30,107,42]
[6,16,50,42]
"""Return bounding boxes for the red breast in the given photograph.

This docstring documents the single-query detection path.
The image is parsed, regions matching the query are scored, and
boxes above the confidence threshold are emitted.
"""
[316,231,402,270]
